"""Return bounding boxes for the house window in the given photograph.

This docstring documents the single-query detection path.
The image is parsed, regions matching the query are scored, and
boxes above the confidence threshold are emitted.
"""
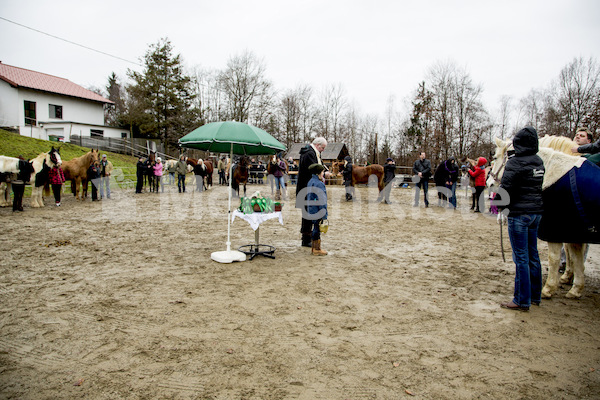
[24,101,36,126]
[90,129,104,138]
[121,132,127,139]
[49,104,63,119]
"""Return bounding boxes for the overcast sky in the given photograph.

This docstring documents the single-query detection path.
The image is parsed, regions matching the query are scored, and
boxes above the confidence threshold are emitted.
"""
[1,0,599,119]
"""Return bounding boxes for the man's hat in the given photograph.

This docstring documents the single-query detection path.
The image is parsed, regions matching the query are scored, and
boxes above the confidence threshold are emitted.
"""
[102,154,107,158]
[309,163,325,174]
[386,158,393,162]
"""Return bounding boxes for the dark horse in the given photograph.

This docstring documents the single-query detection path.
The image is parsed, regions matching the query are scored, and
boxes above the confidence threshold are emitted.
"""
[231,156,250,197]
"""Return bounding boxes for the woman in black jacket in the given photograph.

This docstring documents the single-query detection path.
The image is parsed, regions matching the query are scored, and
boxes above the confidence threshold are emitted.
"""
[499,126,545,311]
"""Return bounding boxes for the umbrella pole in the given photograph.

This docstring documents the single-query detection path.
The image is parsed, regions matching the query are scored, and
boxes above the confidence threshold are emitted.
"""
[226,144,234,252]
[210,143,246,263]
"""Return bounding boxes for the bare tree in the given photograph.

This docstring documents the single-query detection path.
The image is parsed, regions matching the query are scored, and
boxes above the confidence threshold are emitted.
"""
[218,51,271,122]
[496,95,513,140]
[554,56,600,136]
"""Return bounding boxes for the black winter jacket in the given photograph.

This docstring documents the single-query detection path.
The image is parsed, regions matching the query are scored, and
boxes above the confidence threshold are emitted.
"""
[296,145,320,208]
[412,158,431,182]
[500,127,545,216]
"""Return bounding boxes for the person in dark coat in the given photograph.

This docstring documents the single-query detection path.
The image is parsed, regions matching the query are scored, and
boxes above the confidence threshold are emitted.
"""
[136,157,145,194]
[498,126,545,311]
[296,137,328,248]
[380,158,396,204]
[87,162,101,201]
[194,161,208,192]
[12,156,34,212]
[412,151,431,207]
[341,155,354,201]
[434,157,459,208]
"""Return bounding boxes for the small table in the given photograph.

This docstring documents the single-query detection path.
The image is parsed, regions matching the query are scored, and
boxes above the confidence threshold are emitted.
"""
[232,210,284,260]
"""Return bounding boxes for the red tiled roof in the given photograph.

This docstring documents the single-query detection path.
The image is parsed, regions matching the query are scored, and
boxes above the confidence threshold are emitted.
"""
[0,62,113,104]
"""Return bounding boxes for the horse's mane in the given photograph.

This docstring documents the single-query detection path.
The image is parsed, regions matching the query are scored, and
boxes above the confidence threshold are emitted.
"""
[539,135,580,156]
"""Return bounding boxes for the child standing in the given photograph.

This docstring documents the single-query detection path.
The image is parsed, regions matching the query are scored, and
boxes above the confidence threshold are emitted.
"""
[49,164,66,206]
[306,163,328,256]
[88,162,101,201]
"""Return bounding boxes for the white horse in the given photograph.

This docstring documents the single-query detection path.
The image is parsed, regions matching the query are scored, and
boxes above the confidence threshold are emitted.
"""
[488,137,595,299]
[28,147,62,208]
[0,156,35,206]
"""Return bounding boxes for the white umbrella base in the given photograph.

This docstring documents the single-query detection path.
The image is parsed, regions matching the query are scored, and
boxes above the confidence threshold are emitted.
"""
[211,250,247,263]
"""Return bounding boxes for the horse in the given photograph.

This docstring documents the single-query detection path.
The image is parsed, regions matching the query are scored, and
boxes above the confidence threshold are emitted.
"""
[0,156,36,206]
[488,136,598,299]
[62,149,99,200]
[231,156,250,197]
[29,147,62,207]
[187,157,214,189]
[330,161,385,193]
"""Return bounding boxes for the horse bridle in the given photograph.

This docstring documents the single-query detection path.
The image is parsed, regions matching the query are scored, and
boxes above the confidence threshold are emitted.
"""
[488,146,512,186]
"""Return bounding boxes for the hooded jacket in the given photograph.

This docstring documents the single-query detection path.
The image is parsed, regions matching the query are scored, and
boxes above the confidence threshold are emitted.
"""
[468,157,487,187]
[296,144,320,202]
[500,126,545,216]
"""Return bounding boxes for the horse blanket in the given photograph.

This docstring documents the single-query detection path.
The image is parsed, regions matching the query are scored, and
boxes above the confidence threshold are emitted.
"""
[538,159,600,244]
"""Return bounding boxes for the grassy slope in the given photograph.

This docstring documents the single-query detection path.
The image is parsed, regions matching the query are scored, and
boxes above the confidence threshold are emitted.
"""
[0,129,139,191]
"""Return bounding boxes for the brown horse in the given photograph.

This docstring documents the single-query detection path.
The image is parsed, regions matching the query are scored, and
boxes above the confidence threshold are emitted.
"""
[232,156,250,197]
[63,149,100,200]
[187,157,214,188]
[330,161,385,193]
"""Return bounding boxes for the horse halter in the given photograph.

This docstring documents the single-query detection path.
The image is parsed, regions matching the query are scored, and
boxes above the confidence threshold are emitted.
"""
[488,146,513,186]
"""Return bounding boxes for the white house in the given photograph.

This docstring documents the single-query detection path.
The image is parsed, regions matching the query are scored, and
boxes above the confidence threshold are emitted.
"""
[0,62,128,142]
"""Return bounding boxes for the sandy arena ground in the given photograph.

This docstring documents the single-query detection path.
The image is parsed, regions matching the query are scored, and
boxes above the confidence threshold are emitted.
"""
[1,177,599,399]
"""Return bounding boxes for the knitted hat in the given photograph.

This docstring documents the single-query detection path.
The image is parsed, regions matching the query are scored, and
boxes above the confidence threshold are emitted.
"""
[309,163,325,174]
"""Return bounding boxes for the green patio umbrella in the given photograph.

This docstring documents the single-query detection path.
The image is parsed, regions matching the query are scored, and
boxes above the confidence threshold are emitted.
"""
[179,121,287,263]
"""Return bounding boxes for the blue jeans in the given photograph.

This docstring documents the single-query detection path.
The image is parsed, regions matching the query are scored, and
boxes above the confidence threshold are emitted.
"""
[99,176,110,198]
[449,181,457,208]
[508,214,542,307]
[178,174,186,192]
[275,176,286,191]
[414,180,429,206]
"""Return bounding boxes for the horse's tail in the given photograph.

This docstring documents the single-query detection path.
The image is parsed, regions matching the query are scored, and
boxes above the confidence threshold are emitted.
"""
[43,182,51,197]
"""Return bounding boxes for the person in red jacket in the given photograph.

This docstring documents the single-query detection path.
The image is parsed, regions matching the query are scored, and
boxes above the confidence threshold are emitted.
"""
[48,164,66,206]
[468,157,487,213]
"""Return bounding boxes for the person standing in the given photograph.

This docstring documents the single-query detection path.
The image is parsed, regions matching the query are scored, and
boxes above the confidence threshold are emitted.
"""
[12,156,31,212]
[412,151,431,208]
[306,163,328,256]
[341,155,354,202]
[468,157,487,213]
[380,158,396,204]
[434,157,459,208]
[176,155,187,193]
[273,153,287,200]
[218,156,227,185]
[194,160,207,192]
[136,157,145,194]
[167,159,177,185]
[48,163,66,206]
[99,154,113,199]
[296,137,328,247]
[153,157,163,193]
[88,161,101,201]
[499,126,545,311]
[288,157,298,185]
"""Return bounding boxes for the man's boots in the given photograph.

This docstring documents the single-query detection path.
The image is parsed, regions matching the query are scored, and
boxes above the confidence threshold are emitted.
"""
[312,239,328,256]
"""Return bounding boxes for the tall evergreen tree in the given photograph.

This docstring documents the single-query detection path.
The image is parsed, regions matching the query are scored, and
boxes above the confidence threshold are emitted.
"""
[127,38,197,153]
